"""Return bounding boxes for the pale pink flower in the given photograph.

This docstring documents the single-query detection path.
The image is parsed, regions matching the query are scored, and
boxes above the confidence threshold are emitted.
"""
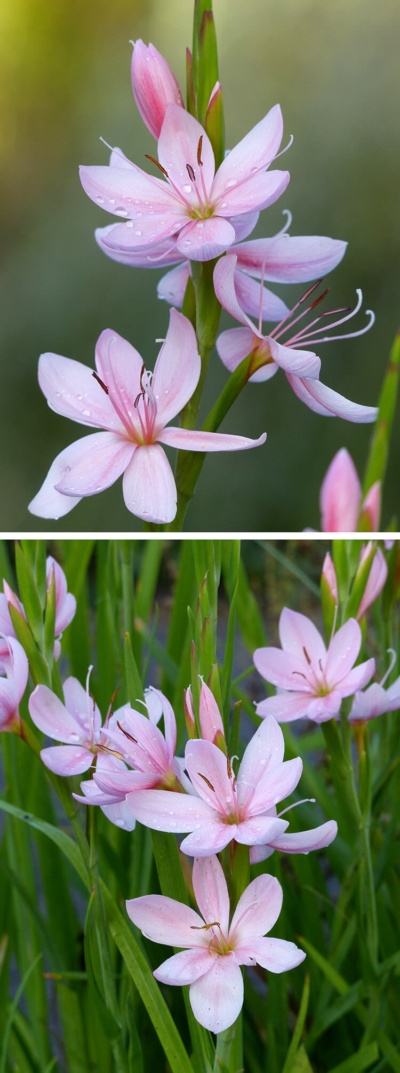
[250,809,337,864]
[0,558,76,661]
[125,715,303,855]
[126,855,305,1032]
[0,636,29,733]
[80,103,290,262]
[320,448,381,531]
[214,256,377,423]
[348,652,400,723]
[28,671,120,775]
[28,309,265,524]
[184,681,225,746]
[321,553,339,605]
[254,609,375,724]
[131,41,184,140]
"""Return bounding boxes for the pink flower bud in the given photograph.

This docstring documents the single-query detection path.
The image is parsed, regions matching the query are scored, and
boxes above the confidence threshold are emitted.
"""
[320,448,361,532]
[357,543,388,619]
[359,481,381,532]
[198,681,225,746]
[131,40,184,139]
[322,553,339,604]
[183,686,197,739]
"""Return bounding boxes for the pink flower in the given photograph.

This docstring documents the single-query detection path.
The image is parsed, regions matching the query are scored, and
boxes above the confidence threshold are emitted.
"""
[126,855,305,1032]
[80,103,290,262]
[0,558,76,661]
[214,256,377,423]
[321,553,339,605]
[73,688,181,829]
[0,636,29,733]
[320,449,381,531]
[125,715,303,855]
[131,41,184,140]
[254,609,375,724]
[357,543,388,619]
[28,671,119,775]
[249,808,337,864]
[28,309,265,524]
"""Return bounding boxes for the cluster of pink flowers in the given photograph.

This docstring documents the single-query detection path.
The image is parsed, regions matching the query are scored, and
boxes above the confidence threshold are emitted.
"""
[29,39,377,526]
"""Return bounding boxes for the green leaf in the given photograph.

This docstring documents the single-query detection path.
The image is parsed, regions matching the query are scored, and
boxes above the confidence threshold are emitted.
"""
[9,605,51,686]
[0,800,89,888]
[281,974,310,1073]
[84,891,122,1041]
[0,952,43,1073]
[363,332,400,494]
[124,632,144,705]
[328,1043,379,1073]
[15,543,44,647]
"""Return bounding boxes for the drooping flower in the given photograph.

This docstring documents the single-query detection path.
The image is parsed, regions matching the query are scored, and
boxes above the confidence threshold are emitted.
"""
[28,309,266,524]
[320,448,381,531]
[80,103,290,263]
[125,714,303,855]
[214,256,377,423]
[131,41,184,140]
[0,636,29,733]
[126,855,305,1032]
[0,558,76,661]
[254,609,375,723]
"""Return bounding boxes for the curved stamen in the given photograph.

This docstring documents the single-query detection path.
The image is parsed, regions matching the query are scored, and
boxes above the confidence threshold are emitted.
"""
[278,796,316,817]
[274,133,294,161]
[294,305,375,346]
[380,648,397,688]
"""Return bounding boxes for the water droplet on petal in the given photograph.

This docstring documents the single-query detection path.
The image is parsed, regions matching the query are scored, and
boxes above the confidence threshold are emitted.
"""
[182,184,192,193]
[96,196,105,204]
[82,409,91,417]
[226,179,237,189]
[115,207,128,217]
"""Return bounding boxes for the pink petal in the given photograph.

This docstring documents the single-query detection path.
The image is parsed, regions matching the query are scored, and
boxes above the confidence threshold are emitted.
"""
[214,170,290,217]
[348,683,391,723]
[268,338,321,378]
[251,819,338,862]
[157,262,191,306]
[154,949,212,986]
[237,715,285,809]
[279,608,327,665]
[79,162,183,223]
[198,682,225,744]
[29,684,85,742]
[337,658,375,697]
[100,799,138,830]
[126,893,206,947]
[325,619,361,683]
[286,375,378,423]
[235,814,288,847]
[109,706,170,773]
[248,757,303,815]
[256,692,314,722]
[158,105,215,203]
[160,427,267,452]
[236,234,347,283]
[2,637,29,700]
[54,433,134,498]
[95,328,144,434]
[0,682,20,725]
[152,308,200,426]
[192,857,230,936]
[234,268,289,322]
[149,688,177,757]
[189,957,244,1032]
[229,211,260,242]
[236,937,305,973]
[62,677,102,736]
[230,873,282,940]
[124,788,214,832]
[29,447,84,519]
[122,444,177,523]
[38,352,122,431]
[176,217,236,261]
[185,739,235,814]
[253,647,311,691]
[212,105,284,200]
[320,449,361,531]
[214,254,255,329]
[180,822,237,857]
[358,547,388,619]
[217,327,277,383]
[362,481,381,531]
[96,224,182,267]
[40,744,93,776]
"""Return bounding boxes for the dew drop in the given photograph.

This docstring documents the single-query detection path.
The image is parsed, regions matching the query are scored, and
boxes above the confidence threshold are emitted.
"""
[182,184,192,193]
[109,198,116,204]
[226,179,237,188]
[135,229,142,236]
[81,408,91,416]
[115,207,128,217]
[96,196,105,204]
[126,221,134,228]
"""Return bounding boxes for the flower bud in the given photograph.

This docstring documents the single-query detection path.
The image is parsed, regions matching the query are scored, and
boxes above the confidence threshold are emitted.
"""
[320,448,361,532]
[198,681,225,748]
[131,41,184,139]
[357,543,388,619]
[359,481,381,532]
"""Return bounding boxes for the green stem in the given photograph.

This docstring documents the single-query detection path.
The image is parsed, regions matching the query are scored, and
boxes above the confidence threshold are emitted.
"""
[213,1018,242,1073]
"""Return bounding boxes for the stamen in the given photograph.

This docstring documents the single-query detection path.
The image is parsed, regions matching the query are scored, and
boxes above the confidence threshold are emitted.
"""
[294,291,375,346]
[273,133,294,161]
[198,772,215,791]
[186,163,196,182]
[145,154,169,178]
[197,136,204,167]
[270,279,324,340]
[292,671,307,679]
[105,686,120,723]
[278,797,316,817]
[116,719,138,744]
[303,647,311,665]
[190,921,221,931]
[92,371,109,394]
[380,648,397,688]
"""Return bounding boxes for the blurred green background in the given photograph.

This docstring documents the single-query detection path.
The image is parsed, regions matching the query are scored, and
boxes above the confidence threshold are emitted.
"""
[1,0,399,532]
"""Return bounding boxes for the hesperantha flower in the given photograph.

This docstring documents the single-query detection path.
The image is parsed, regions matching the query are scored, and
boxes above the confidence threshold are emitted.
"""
[184,680,226,746]
[28,309,266,524]
[213,256,377,422]
[126,854,305,1033]
[0,557,76,661]
[0,636,29,733]
[320,448,381,532]
[79,102,290,263]
[131,41,184,140]
[124,714,304,855]
[28,669,121,775]
[254,609,375,724]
